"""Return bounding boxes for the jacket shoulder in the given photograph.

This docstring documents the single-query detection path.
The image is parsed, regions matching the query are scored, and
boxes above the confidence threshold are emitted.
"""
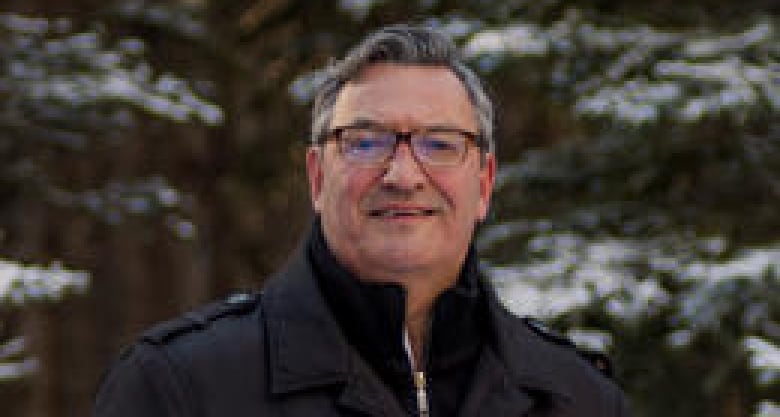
[95,291,270,416]
[140,291,262,346]
[486,298,630,416]
[521,317,615,379]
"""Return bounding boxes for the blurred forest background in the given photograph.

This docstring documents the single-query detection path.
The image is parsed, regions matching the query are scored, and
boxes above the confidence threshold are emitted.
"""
[0,0,777,416]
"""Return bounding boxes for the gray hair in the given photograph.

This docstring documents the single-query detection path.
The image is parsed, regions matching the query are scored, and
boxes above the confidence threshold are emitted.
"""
[311,24,495,156]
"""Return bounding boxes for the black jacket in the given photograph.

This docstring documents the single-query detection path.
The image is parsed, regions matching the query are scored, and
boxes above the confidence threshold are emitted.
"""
[94,236,629,416]
[308,220,489,416]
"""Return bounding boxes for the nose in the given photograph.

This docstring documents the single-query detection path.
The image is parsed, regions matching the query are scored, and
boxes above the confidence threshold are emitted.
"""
[380,142,427,192]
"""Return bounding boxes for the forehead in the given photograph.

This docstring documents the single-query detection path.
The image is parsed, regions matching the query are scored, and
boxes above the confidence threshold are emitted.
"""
[330,63,477,130]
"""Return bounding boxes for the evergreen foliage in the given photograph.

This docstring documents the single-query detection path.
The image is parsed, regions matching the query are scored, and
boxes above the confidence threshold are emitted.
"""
[0,1,776,416]
[0,11,220,382]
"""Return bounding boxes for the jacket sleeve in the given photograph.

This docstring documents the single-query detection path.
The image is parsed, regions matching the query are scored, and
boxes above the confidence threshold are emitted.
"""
[93,343,194,417]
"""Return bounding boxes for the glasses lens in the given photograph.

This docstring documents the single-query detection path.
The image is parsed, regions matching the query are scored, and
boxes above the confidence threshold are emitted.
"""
[339,128,394,163]
[413,131,466,165]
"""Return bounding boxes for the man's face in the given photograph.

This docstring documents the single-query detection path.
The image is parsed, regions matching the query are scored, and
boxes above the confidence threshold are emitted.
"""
[306,64,495,288]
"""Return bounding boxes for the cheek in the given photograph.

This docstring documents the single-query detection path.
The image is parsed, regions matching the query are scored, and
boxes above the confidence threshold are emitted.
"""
[320,167,374,216]
[442,176,484,222]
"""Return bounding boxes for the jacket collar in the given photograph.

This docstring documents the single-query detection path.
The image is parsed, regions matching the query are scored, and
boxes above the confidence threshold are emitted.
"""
[484,286,576,403]
[308,218,486,381]
[261,231,573,414]
[263,244,406,416]
[262,242,351,395]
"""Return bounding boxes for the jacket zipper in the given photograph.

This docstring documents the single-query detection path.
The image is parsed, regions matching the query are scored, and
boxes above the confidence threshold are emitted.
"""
[413,371,429,417]
[404,328,431,417]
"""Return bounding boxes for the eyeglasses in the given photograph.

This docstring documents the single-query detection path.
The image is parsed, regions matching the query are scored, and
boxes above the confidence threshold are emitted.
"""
[322,125,484,167]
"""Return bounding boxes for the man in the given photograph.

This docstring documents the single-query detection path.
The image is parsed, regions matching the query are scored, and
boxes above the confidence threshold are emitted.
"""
[94,25,629,416]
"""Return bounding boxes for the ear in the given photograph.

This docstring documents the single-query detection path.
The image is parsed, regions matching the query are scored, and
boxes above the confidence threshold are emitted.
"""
[306,146,324,212]
[477,153,496,222]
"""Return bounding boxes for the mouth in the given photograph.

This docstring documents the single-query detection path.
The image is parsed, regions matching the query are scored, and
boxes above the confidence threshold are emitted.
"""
[367,208,440,218]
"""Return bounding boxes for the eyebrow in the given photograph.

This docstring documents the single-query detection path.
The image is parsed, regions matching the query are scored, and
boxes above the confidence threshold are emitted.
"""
[345,118,382,129]
[342,118,468,132]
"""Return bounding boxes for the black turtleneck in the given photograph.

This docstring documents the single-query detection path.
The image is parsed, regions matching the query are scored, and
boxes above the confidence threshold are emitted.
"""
[307,219,487,416]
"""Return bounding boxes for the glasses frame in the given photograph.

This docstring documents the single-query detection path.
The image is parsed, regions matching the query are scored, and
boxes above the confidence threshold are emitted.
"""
[321,124,485,167]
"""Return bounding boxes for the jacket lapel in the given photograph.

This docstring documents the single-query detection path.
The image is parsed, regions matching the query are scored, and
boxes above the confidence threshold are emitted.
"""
[457,284,575,417]
[458,347,537,417]
[264,247,351,395]
[486,294,574,404]
[336,355,408,417]
[263,246,403,417]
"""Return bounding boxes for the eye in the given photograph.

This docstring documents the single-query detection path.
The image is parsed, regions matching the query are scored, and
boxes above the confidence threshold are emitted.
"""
[353,137,383,150]
[422,138,457,151]
[341,129,393,158]
[418,135,459,153]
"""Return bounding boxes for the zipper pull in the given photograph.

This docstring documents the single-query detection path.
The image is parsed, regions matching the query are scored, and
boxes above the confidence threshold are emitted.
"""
[414,371,429,417]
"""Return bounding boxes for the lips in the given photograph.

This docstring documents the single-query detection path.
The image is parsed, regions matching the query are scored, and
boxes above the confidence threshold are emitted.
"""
[367,207,440,218]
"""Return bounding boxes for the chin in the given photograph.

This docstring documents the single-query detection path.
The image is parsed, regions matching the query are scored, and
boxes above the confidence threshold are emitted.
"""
[363,244,424,267]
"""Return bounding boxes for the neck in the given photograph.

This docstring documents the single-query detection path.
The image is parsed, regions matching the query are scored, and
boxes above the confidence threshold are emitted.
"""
[403,273,455,368]
[405,297,431,370]
[309,219,483,373]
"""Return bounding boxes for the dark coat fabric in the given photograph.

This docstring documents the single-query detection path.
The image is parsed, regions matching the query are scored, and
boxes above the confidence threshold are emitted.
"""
[94,241,629,417]
[308,221,488,416]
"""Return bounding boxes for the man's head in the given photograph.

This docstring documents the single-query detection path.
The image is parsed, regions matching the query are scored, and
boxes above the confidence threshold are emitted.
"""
[306,25,496,293]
